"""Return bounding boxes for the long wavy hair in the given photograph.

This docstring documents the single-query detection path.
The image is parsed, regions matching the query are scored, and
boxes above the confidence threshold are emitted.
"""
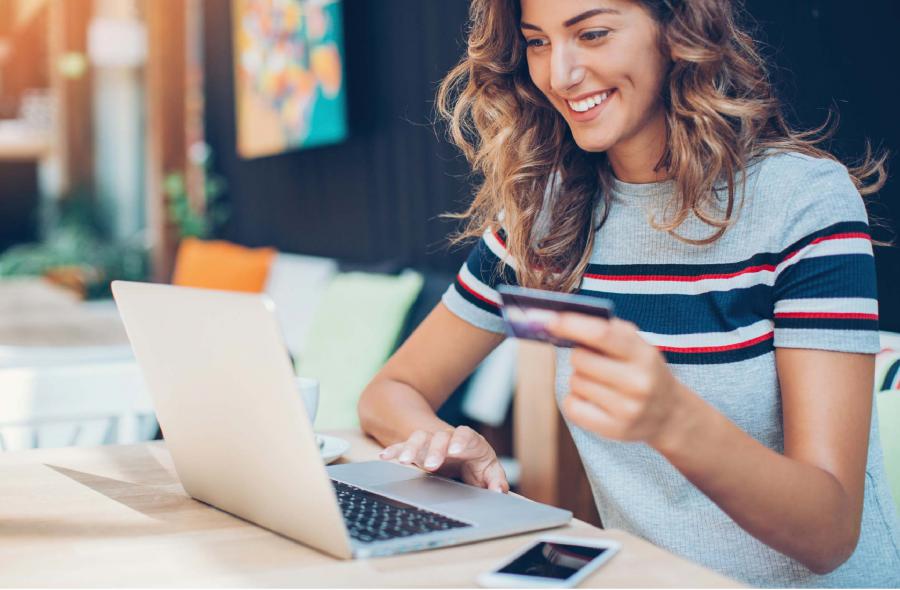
[436,0,887,292]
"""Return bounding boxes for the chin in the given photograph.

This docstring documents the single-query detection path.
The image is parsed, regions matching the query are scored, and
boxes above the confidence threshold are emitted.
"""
[571,133,615,153]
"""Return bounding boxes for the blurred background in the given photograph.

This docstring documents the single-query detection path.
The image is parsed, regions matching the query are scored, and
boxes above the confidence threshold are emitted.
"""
[0,0,897,522]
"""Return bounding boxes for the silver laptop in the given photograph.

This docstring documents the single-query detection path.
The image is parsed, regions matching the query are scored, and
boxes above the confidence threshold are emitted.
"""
[111,280,571,559]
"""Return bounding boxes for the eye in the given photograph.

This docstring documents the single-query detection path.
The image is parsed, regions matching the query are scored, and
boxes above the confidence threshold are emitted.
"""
[525,37,548,49]
[579,29,610,42]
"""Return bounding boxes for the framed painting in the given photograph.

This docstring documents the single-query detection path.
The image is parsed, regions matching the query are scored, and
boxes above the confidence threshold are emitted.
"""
[232,0,347,158]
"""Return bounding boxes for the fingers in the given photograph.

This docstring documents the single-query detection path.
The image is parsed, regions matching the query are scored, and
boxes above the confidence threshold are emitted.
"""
[378,430,429,465]
[379,426,507,492]
[550,314,647,361]
[447,426,483,460]
[569,346,654,395]
[561,394,618,436]
[482,460,510,493]
[423,430,452,471]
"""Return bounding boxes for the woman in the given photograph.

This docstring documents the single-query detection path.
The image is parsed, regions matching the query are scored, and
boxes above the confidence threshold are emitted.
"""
[357,0,900,586]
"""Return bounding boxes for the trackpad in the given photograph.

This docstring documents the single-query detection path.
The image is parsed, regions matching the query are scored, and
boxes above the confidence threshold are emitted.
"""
[376,477,485,505]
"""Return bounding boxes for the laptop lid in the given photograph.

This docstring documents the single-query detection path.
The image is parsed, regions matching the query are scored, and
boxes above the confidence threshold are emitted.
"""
[111,280,353,559]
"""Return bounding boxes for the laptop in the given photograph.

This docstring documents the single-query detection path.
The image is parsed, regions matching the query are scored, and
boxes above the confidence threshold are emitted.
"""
[111,281,571,559]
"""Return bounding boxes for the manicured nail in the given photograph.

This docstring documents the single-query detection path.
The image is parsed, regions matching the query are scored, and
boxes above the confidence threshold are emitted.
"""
[448,444,462,455]
[399,451,412,463]
[425,457,439,469]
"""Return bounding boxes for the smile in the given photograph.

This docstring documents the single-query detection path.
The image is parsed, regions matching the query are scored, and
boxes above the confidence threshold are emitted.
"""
[566,90,613,113]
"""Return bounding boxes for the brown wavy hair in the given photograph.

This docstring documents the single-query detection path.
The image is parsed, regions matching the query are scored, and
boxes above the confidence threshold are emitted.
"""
[436,0,887,292]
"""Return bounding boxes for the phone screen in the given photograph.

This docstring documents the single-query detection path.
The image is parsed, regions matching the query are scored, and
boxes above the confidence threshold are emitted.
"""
[496,541,608,580]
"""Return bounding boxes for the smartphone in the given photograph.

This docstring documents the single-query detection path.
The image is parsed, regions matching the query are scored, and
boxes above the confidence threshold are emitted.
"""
[497,285,614,347]
[477,535,621,588]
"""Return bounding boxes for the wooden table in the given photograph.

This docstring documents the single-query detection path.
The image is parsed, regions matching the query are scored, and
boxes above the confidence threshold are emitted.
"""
[0,431,740,587]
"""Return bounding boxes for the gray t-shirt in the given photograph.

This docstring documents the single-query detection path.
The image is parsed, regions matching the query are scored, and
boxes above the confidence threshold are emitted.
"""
[442,151,900,587]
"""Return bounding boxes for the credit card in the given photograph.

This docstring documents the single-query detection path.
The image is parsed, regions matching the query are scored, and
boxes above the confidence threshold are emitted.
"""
[497,285,614,348]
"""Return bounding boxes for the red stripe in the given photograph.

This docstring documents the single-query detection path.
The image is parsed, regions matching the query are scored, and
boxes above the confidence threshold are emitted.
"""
[493,230,506,248]
[657,331,773,354]
[456,273,500,308]
[584,264,775,283]
[782,232,871,262]
[775,312,879,321]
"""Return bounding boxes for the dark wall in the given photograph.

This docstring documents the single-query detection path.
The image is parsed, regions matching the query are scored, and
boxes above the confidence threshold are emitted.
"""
[203,0,473,270]
[203,0,900,330]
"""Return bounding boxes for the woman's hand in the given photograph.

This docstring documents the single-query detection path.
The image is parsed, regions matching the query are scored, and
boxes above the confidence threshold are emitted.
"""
[548,313,687,448]
[378,425,509,493]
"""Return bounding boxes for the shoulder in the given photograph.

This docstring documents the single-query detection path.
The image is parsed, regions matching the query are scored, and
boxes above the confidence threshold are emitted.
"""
[748,151,869,245]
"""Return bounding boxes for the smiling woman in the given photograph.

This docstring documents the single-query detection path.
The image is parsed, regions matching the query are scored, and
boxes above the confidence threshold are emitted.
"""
[357,1,900,587]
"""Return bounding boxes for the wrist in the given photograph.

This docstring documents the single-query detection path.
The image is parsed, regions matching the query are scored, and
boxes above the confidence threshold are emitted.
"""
[649,382,704,458]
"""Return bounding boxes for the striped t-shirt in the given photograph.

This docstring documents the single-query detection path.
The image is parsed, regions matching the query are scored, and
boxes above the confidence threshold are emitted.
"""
[442,151,900,587]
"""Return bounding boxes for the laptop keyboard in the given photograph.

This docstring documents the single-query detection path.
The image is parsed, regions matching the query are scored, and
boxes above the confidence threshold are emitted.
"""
[331,479,471,544]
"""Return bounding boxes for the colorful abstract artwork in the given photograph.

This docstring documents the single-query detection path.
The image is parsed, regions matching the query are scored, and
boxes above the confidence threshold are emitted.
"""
[232,0,347,158]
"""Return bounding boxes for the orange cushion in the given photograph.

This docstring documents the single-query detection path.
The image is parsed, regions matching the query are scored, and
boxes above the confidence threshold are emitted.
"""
[171,238,276,293]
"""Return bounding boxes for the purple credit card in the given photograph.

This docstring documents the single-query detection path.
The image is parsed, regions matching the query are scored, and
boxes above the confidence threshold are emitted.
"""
[497,285,614,348]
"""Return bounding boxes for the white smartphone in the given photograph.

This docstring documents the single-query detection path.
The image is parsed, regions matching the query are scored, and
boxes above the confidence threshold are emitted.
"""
[477,535,621,588]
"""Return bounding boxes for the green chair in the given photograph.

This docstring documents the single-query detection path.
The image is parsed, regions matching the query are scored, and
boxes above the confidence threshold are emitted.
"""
[877,388,900,514]
[296,271,423,430]
[875,332,900,514]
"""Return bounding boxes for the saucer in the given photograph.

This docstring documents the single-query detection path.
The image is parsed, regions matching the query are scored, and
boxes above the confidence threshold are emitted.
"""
[317,434,351,464]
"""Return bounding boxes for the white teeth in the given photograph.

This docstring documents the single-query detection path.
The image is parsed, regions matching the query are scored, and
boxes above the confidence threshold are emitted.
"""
[567,91,611,113]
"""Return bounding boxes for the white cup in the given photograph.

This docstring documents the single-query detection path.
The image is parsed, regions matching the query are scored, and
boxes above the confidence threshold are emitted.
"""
[296,377,319,426]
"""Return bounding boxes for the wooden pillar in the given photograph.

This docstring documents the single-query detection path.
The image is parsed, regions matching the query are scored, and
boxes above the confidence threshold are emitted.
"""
[514,341,602,526]
[144,0,189,283]
[48,0,94,194]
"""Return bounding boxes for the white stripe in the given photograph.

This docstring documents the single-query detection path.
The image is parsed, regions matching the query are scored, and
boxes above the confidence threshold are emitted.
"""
[458,263,502,306]
[579,236,873,296]
[775,237,872,277]
[581,269,775,295]
[483,229,517,271]
[639,319,774,349]
[775,297,878,316]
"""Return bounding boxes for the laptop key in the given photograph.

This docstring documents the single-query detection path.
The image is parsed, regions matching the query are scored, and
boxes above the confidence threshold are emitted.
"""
[331,479,471,544]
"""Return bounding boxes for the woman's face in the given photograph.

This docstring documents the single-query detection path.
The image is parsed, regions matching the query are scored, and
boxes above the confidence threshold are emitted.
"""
[520,0,669,156]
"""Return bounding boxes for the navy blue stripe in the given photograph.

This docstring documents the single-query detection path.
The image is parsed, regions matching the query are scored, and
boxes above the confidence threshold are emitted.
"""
[452,279,501,316]
[882,360,900,391]
[775,317,879,331]
[465,238,518,288]
[576,286,772,335]
[585,252,780,278]
[779,220,870,259]
[584,221,870,277]
[773,255,877,300]
[663,337,774,365]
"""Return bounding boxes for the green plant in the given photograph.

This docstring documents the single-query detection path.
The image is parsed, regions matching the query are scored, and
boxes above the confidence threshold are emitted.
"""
[164,144,228,239]
[0,190,148,299]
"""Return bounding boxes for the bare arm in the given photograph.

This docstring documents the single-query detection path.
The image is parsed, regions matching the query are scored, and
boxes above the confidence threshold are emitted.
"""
[358,302,509,489]
[550,315,873,574]
[657,348,872,574]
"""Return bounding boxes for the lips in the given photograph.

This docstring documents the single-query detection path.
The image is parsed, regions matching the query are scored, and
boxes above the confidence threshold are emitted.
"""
[562,88,616,122]
[566,90,612,113]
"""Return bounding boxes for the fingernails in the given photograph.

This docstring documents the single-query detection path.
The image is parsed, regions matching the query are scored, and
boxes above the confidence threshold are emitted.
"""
[448,444,462,455]
[399,451,413,463]
[424,457,439,469]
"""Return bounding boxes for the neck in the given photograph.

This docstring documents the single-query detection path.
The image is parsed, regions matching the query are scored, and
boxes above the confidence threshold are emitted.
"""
[606,108,669,184]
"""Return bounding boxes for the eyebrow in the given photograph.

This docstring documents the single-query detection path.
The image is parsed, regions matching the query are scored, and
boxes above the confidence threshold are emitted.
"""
[520,8,620,31]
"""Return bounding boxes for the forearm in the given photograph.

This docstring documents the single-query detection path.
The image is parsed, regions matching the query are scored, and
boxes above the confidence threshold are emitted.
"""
[655,385,859,574]
[357,377,453,448]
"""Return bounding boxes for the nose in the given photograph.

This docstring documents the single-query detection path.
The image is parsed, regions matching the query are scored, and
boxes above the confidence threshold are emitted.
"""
[549,44,586,94]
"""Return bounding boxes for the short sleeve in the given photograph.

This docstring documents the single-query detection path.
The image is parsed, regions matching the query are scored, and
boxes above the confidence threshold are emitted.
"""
[772,158,879,354]
[441,227,518,334]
